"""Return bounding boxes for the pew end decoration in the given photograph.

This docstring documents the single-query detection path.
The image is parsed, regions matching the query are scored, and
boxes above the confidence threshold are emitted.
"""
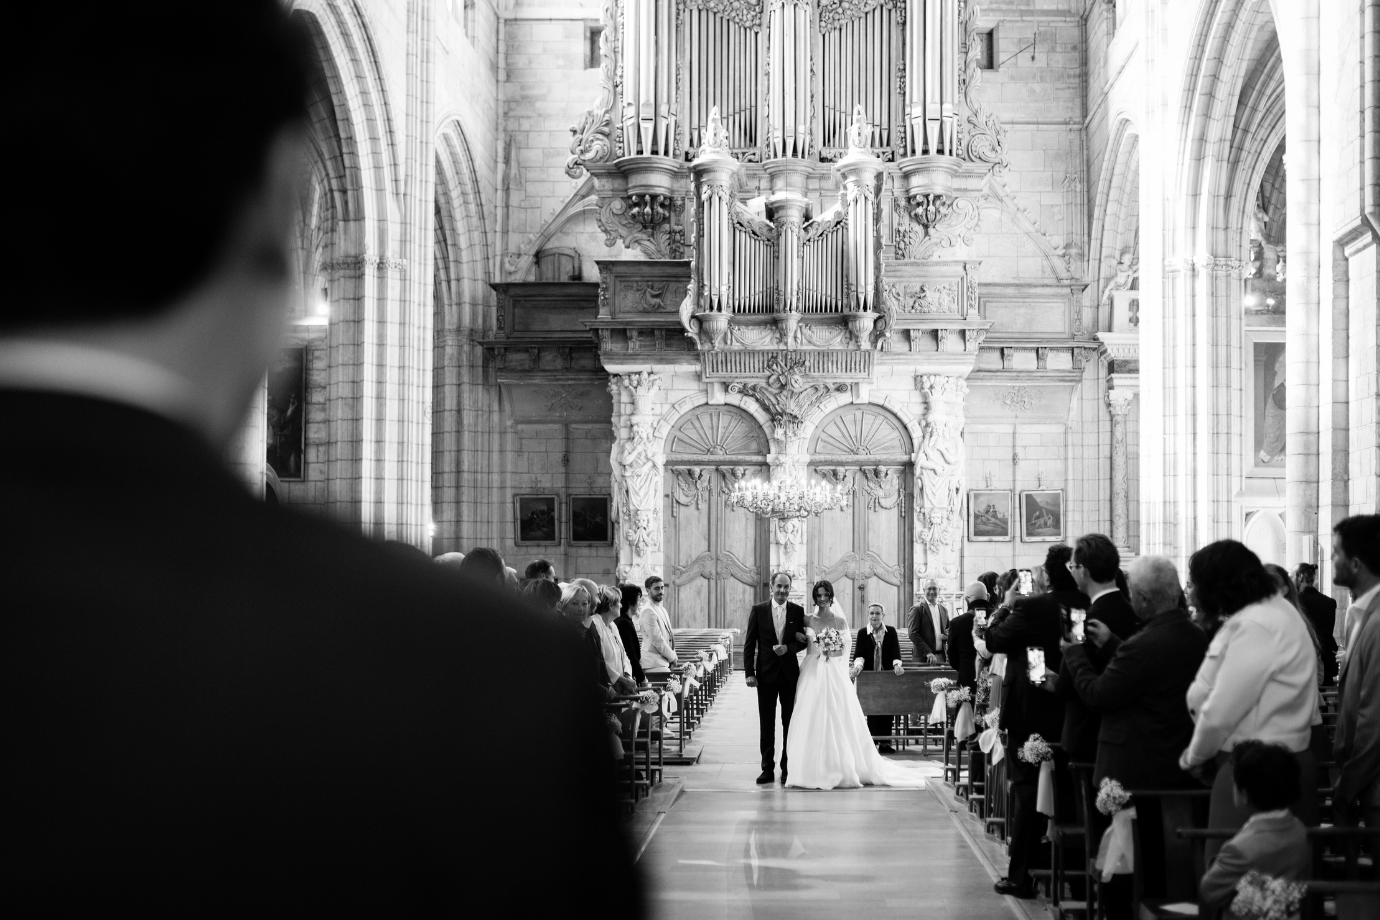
[1095,778,1132,816]
[1230,870,1306,920]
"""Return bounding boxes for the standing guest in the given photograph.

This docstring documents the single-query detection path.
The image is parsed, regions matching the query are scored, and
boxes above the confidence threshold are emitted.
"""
[908,579,950,664]
[558,582,613,699]
[852,604,904,752]
[525,559,557,583]
[433,551,465,568]
[1330,514,1380,828]
[1293,563,1338,685]
[615,585,646,686]
[975,568,1020,711]
[637,574,679,678]
[1058,534,1140,765]
[947,583,988,695]
[593,584,639,696]
[522,578,562,611]
[1198,742,1310,917]
[977,571,999,601]
[984,547,1081,898]
[0,4,641,911]
[457,547,506,588]
[1180,540,1320,859]
[1265,563,1327,690]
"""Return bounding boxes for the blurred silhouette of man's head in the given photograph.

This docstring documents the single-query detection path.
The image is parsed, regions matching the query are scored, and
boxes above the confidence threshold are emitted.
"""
[3,2,309,447]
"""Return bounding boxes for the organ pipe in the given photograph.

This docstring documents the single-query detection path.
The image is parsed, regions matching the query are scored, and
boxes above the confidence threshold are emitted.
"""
[767,0,812,160]
[906,0,961,156]
[620,0,678,157]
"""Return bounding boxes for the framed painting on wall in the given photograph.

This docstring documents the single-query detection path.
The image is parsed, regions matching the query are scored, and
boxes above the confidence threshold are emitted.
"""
[569,495,613,545]
[1020,489,1065,542]
[968,490,1013,541]
[514,494,559,545]
[266,346,305,480]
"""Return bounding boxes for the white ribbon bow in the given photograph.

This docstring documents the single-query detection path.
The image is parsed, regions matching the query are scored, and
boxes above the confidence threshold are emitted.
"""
[929,691,947,723]
[1095,807,1137,880]
[953,701,977,743]
[978,725,1005,766]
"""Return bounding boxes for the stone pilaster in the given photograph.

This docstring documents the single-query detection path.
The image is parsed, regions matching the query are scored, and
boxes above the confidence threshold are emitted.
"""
[914,374,968,592]
[1107,389,1135,552]
[609,371,665,585]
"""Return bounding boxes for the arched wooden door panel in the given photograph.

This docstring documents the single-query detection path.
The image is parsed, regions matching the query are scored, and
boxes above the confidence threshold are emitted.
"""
[806,406,913,630]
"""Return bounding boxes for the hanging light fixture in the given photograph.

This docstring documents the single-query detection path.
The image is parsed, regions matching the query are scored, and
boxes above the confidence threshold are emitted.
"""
[726,475,849,519]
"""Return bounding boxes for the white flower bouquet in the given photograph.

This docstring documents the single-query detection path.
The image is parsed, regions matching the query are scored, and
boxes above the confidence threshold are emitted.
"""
[817,627,844,657]
[664,677,682,696]
[697,649,712,664]
[636,689,661,713]
[1229,870,1307,920]
[983,708,1001,729]
[1018,734,1054,765]
[930,677,958,693]
[606,713,625,735]
[946,686,972,707]
[1096,778,1132,816]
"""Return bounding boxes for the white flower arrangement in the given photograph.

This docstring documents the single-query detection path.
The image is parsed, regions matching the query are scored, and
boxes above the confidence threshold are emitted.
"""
[1018,734,1053,764]
[946,686,972,707]
[1095,778,1132,816]
[929,677,958,693]
[697,649,712,663]
[664,677,682,696]
[1229,870,1307,920]
[983,708,1001,729]
[636,690,661,713]
[817,627,844,656]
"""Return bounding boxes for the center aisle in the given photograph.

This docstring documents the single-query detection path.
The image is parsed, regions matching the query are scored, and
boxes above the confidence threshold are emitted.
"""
[639,672,1023,920]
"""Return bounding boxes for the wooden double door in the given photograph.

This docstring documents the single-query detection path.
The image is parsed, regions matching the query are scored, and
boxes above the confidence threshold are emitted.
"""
[806,466,912,631]
[663,465,770,640]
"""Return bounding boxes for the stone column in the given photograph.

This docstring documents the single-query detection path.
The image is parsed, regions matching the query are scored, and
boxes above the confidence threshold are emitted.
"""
[1107,389,1135,552]
[767,448,810,603]
[914,375,968,592]
[609,372,665,585]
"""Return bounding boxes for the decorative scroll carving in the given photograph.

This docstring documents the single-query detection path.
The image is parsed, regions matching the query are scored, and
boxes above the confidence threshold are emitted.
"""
[671,467,714,509]
[811,405,911,457]
[775,517,806,555]
[544,386,586,414]
[727,353,850,442]
[815,466,858,491]
[861,466,905,511]
[667,405,770,457]
[915,375,967,554]
[893,195,981,260]
[598,195,687,260]
[683,0,765,30]
[962,1,1009,171]
[797,323,851,348]
[964,327,987,352]
[728,324,780,348]
[817,0,901,32]
[565,0,618,177]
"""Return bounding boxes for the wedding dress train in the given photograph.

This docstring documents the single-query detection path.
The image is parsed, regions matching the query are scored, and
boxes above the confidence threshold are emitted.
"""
[784,611,928,790]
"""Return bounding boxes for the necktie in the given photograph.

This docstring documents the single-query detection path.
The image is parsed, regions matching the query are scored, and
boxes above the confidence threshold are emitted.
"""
[873,629,883,670]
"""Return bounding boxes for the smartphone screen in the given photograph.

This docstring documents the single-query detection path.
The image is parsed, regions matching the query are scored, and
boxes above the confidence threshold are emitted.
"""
[1070,609,1086,642]
[1027,647,1045,683]
[1018,569,1033,595]
[975,610,988,628]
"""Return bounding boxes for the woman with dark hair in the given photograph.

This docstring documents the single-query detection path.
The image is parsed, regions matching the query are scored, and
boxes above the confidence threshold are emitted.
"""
[457,547,507,589]
[521,577,562,611]
[977,570,999,601]
[1264,562,1326,690]
[616,584,646,686]
[975,568,1022,711]
[1181,541,1321,856]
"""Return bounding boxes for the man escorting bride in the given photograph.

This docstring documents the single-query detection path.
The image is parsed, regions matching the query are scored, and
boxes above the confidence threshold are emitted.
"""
[746,574,926,790]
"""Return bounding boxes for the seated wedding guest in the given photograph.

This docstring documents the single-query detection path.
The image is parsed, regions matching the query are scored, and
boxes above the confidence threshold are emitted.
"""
[1330,514,1380,828]
[1058,534,1140,765]
[908,579,950,664]
[1181,541,1320,859]
[522,577,562,611]
[558,582,613,699]
[984,548,1079,898]
[852,603,905,752]
[592,584,638,696]
[946,583,987,695]
[1198,741,1309,917]
[1265,562,1327,690]
[1293,563,1338,685]
[1,3,641,912]
[617,585,646,686]
[526,559,557,583]
[457,547,506,588]
[637,576,679,678]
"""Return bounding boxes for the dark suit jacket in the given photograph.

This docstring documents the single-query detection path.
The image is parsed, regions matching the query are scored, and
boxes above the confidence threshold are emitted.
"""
[1057,590,1140,762]
[855,625,902,671]
[986,593,1078,748]
[2,392,643,916]
[570,617,612,694]
[908,600,950,659]
[947,612,978,692]
[743,600,806,685]
[1062,608,1208,789]
[1300,585,1338,683]
[615,613,645,683]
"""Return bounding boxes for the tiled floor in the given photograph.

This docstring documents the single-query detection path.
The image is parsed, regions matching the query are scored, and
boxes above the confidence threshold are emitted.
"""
[639,673,1031,919]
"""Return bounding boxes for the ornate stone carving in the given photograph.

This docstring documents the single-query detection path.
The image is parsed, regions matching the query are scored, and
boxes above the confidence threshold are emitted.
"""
[544,386,586,414]
[797,324,851,348]
[621,281,672,312]
[1107,390,1134,549]
[964,327,987,352]
[998,385,1038,412]
[597,194,687,260]
[667,405,769,457]
[817,0,901,32]
[565,0,617,177]
[727,353,850,442]
[322,255,408,273]
[775,517,806,555]
[915,375,968,554]
[893,195,981,260]
[882,281,961,313]
[683,0,765,31]
[1100,248,1138,307]
[671,466,713,509]
[860,466,904,511]
[962,2,1009,172]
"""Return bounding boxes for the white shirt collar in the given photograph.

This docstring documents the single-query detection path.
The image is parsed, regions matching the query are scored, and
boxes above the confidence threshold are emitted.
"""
[1350,582,1380,614]
[0,339,204,432]
[1090,587,1120,605]
[1244,808,1292,827]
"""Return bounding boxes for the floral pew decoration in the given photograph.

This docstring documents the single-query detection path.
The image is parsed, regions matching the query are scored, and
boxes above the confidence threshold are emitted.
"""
[928,678,976,742]
[661,676,682,716]
[1093,778,1135,881]
[977,708,1004,766]
[1230,871,1306,920]
[1018,734,1056,819]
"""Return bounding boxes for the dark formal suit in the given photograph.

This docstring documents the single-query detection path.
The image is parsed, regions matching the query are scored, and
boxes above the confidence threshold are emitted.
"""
[947,610,980,693]
[1299,585,1339,685]
[908,598,950,660]
[1057,590,1140,763]
[855,624,903,740]
[743,599,807,773]
[2,392,643,916]
[1062,608,1207,789]
[571,617,613,695]
[615,613,645,684]
[985,591,1083,887]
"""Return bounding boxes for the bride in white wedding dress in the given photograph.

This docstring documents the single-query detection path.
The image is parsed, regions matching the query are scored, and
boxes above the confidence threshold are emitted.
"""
[785,580,928,790]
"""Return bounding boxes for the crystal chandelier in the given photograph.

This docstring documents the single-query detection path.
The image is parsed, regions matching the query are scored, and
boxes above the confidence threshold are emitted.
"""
[726,476,850,519]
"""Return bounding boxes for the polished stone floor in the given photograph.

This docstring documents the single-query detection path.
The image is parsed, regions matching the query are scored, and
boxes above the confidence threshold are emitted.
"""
[639,673,1028,920]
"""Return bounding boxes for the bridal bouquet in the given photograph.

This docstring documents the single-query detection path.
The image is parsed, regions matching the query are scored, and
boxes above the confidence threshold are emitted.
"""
[929,677,958,693]
[1096,778,1132,816]
[1230,871,1307,920]
[1018,734,1054,765]
[817,627,844,657]
[983,708,1001,729]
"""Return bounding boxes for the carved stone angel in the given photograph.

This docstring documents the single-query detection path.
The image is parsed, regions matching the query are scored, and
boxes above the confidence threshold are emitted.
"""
[846,105,872,154]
